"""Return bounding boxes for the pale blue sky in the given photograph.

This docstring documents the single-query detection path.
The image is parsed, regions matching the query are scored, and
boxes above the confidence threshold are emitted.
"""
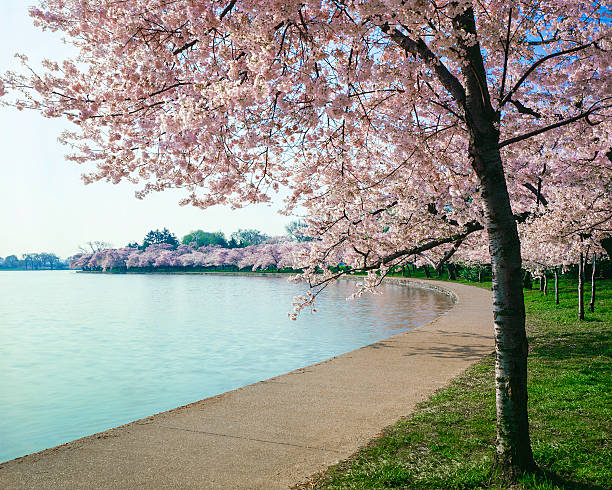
[0,2,290,258]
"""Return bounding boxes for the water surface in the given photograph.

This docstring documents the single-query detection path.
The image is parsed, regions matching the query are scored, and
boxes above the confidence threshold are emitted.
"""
[0,271,452,462]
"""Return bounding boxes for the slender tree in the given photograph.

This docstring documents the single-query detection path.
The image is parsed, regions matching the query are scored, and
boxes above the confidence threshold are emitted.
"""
[589,253,596,313]
[578,252,585,320]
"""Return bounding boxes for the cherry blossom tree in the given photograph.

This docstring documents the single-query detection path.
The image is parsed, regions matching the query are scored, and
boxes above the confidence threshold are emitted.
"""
[178,249,207,269]
[153,249,180,269]
[125,249,143,269]
[207,246,230,268]
[69,253,92,270]
[520,182,611,315]
[224,246,245,269]
[3,0,611,479]
[96,247,132,271]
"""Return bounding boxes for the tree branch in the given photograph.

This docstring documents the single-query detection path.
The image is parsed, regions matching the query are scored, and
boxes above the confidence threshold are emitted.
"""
[219,0,237,20]
[522,183,548,206]
[499,7,513,101]
[435,237,465,272]
[509,99,541,118]
[499,43,594,108]
[173,39,198,56]
[498,105,611,148]
[380,24,466,107]
[376,222,482,268]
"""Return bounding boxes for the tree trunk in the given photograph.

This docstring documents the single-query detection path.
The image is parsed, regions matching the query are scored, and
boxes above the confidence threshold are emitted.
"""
[589,253,596,313]
[440,6,534,479]
[423,264,431,278]
[522,270,532,290]
[578,252,585,320]
[474,141,534,479]
[448,263,457,280]
[554,268,559,305]
[543,273,548,295]
[478,266,482,282]
[538,275,544,292]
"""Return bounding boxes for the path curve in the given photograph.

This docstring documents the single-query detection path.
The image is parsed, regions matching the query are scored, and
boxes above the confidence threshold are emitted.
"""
[0,279,493,489]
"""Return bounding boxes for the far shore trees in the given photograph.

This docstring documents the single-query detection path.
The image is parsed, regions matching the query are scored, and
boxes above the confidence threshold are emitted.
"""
[286,220,313,242]
[2,0,610,481]
[22,252,61,270]
[0,253,68,270]
[230,229,270,247]
[79,241,112,254]
[182,230,228,248]
[71,240,303,273]
[141,228,180,249]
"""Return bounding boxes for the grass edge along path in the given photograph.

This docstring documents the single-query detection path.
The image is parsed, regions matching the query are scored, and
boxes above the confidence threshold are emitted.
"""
[297,279,611,489]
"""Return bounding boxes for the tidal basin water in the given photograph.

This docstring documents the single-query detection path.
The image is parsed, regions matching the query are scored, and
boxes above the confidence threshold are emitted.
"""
[0,270,453,463]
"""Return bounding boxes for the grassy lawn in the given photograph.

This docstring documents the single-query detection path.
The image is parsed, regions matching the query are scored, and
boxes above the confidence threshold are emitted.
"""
[298,278,611,489]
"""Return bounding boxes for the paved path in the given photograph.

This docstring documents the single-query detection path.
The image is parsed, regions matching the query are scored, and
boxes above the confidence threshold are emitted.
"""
[0,279,493,489]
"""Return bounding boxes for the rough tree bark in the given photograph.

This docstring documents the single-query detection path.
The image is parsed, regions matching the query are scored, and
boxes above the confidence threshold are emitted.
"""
[578,252,585,320]
[543,273,548,295]
[590,253,596,313]
[456,8,535,480]
[387,5,535,479]
[554,268,559,305]
[475,142,534,479]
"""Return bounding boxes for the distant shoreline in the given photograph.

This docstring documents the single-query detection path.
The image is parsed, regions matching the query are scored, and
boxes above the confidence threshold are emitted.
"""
[0,267,70,272]
[75,270,294,276]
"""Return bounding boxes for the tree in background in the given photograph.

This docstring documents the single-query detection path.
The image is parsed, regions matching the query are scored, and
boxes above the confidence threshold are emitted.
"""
[141,228,179,249]
[182,230,228,248]
[21,253,38,270]
[230,229,270,248]
[285,220,312,242]
[2,255,21,269]
[79,241,112,254]
[39,252,60,269]
[16,252,63,269]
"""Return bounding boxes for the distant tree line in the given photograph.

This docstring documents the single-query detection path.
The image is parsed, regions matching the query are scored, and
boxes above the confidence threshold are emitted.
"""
[71,225,312,273]
[0,253,68,270]
[1,223,310,272]
[125,225,308,251]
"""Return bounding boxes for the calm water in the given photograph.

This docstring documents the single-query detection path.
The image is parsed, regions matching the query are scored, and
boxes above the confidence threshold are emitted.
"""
[0,271,452,462]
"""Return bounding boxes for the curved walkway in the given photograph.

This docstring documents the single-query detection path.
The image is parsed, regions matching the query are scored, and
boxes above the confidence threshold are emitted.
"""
[0,279,493,489]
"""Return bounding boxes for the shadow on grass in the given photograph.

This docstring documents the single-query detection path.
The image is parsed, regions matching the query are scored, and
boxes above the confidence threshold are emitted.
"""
[524,468,610,490]
[529,329,611,360]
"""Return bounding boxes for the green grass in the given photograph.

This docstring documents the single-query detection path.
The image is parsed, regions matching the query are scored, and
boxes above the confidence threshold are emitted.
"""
[298,278,611,489]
